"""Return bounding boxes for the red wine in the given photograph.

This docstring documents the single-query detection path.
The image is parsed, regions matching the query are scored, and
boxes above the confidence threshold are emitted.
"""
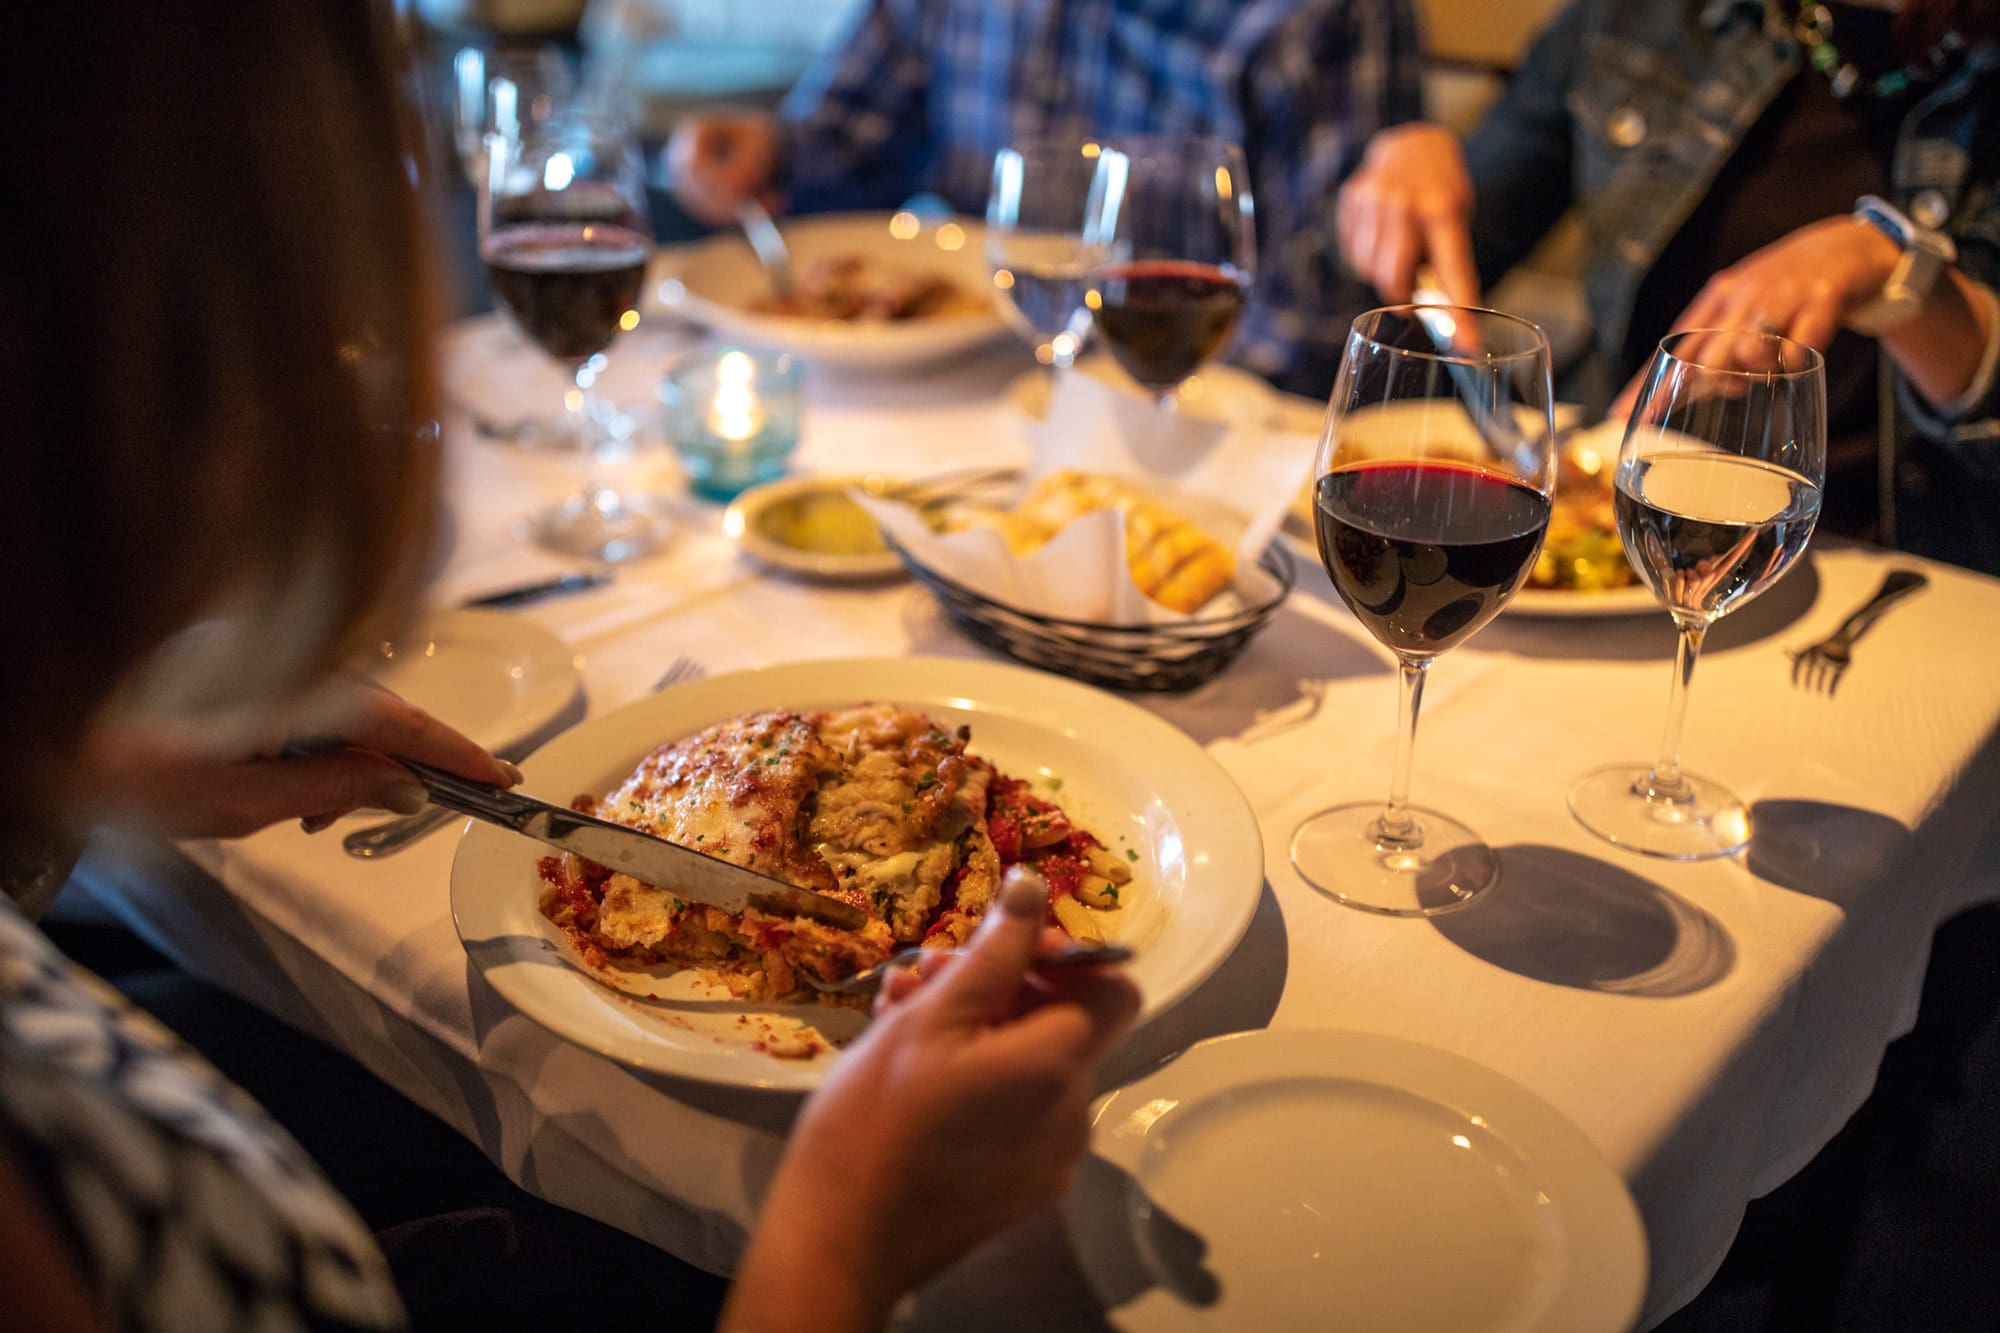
[1316,461,1550,656]
[482,222,649,364]
[1090,260,1246,391]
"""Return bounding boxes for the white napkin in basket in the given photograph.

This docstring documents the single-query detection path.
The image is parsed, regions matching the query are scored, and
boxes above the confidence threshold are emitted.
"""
[856,370,1316,625]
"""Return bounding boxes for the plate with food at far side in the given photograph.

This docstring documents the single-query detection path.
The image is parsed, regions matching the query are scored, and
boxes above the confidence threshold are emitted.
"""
[649,212,1009,373]
[450,656,1264,1092]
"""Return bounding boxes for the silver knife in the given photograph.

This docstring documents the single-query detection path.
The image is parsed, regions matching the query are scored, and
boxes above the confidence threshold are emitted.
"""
[460,570,612,609]
[402,760,868,930]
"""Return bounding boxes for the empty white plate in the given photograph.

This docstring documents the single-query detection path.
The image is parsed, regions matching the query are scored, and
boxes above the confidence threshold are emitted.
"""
[1067,1029,1647,1332]
[365,609,580,756]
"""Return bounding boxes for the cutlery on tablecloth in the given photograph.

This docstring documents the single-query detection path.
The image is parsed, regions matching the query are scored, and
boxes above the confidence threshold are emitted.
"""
[460,570,612,609]
[342,657,706,860]
[1787,568,1928,696]
[400,758,868,930]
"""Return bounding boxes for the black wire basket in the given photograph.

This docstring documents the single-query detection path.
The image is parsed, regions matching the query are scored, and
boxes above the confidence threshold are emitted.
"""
[887,536,1297,692]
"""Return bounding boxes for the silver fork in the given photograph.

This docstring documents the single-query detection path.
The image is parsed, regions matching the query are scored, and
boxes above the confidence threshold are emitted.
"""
[1786,570,1927,697]
[342,655,708,859]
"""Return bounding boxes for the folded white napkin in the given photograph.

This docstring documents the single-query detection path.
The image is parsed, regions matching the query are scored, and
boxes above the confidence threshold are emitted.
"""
[858,369,1316,625]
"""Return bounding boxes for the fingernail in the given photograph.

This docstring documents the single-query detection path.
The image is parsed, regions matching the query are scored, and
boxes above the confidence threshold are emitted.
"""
[385,782,429,815]
[300,814,337,835]
[499,760,525,786]
[1000,865,1047,916]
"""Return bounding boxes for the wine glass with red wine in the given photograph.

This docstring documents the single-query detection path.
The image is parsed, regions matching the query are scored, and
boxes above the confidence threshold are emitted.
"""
[1568,330,1824,859]
[1083,136,1255,406]
[1291,306,1556,916]
[480,110,670,562]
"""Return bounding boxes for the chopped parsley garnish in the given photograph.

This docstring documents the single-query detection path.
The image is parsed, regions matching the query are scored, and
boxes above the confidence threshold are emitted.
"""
[914,772,937,792]
[1126,848,1139,862]
[900,801,914,813]
[1043,776,1064,792]
[1104,886,1120,901]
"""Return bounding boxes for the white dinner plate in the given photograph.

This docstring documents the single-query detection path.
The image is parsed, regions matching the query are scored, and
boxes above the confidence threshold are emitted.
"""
[364,609,580,756]
[650,212,1010,372]
[1067,1030,1648,1332]
[449,656,1266,1091]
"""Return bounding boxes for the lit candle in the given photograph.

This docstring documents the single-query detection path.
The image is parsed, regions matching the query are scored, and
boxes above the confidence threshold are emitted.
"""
[707,349,766,449]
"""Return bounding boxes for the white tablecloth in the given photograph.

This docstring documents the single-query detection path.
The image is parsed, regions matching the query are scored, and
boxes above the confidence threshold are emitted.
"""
[79,315,2000,1329]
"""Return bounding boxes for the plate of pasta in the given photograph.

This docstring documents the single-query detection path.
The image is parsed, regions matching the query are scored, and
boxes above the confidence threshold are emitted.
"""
[450,656,1264,1090]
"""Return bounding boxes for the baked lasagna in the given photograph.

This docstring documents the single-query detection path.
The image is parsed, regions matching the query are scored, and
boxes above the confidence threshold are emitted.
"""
[537,703,1132,1002]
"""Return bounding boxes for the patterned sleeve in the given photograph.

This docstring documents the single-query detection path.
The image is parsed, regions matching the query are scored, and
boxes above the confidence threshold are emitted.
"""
[1225,0,1428,397]
[0,901,405,1332]
[774,0,937,214]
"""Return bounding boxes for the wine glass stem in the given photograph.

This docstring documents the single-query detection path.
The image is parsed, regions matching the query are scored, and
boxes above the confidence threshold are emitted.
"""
[565,364,611,502]
[1647,620,1709,803]
[1377,659,1430,847]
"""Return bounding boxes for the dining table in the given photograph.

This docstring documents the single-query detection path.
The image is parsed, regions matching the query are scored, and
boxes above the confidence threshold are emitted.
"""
[72,307,2000,1330]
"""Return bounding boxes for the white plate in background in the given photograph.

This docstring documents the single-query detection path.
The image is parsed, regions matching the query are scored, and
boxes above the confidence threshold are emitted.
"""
[364,609,580,756]
[651,212,1010,372]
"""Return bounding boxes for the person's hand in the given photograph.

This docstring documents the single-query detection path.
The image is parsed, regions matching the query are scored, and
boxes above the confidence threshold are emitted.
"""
[76,676,519,839]
[1335,123,1480,306]
[664,112,782,226]
[720,871,1140,1332]
[1608,215,1900,421]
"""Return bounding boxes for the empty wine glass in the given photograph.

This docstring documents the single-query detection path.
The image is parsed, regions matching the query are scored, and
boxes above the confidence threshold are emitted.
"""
[453,44,573,191]
[1569,330,1825,859]
[1291,306,1557,916]
[481,110,671,562]
[1083,136,1256,407]
[986,139,1104,369]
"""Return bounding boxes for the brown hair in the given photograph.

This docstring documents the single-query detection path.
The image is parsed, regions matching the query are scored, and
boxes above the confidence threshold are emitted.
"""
[0,2,439,819]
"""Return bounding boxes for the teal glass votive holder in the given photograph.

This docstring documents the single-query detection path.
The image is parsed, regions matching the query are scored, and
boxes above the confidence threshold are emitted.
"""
[660,347,805,501]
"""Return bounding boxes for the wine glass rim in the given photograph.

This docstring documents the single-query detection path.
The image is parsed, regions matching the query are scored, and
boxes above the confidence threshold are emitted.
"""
[996,134,1116,158]
[1347,304,1552,367]
[1655,328,1826,377]
[1095,133,1248,162]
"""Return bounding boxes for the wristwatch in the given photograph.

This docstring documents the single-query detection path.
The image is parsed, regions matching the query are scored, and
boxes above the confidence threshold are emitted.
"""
[1846,194,1956,335]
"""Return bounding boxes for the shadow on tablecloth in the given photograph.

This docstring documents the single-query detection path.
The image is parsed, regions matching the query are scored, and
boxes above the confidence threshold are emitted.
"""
[1745,799,1910,910]
[1429,843,1736,997]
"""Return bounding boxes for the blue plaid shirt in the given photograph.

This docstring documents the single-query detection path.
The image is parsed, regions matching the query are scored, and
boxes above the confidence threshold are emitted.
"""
[776,0,1425,395]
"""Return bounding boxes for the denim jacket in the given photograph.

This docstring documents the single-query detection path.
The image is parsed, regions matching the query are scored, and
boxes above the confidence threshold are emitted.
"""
[1462,0,2000,563]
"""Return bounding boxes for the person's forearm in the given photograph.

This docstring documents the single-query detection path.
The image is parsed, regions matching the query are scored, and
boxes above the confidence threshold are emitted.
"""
[719,1229,896,1333]
[1884,269,1998,409]
[717,1170,902,1333]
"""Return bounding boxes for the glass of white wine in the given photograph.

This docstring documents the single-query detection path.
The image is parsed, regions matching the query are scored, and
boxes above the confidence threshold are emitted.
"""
[986,139,1105,370]
[1569,329,1825,859]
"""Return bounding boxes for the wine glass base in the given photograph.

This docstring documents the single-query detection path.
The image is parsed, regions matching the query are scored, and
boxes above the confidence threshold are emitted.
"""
[1567,764,1750,860]
[522,490,673,564]
[1289,803,1499,917]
